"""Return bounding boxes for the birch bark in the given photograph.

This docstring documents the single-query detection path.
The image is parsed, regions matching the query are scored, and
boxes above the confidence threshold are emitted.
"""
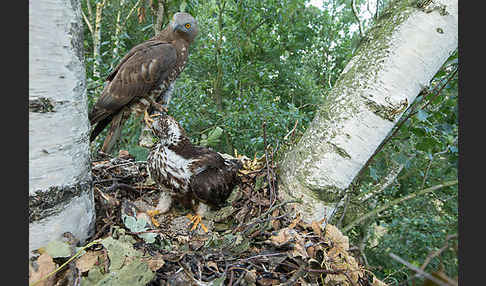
[278,0,458,223]
[29,0,94,255]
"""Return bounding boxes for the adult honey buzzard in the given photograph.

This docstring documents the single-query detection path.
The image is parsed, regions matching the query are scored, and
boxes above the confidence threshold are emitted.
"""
[89,12,198,152]
[147,113,242,231]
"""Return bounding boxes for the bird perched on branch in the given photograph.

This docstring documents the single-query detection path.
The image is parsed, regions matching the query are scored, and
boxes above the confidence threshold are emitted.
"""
[147,113,242,232]
[89,12,198,153]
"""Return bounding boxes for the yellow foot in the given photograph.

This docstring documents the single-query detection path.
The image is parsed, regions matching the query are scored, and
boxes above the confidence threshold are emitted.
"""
[147,209,161,227]
[144,110,154,127]
[144,110,163,128]
[186,214,208,232]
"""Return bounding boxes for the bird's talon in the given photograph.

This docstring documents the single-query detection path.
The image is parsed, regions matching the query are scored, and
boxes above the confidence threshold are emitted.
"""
[144,110,154,127]
[186,214,207,232]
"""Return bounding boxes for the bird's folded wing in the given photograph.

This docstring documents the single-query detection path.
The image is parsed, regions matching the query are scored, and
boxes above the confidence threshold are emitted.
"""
[89,42,177,124]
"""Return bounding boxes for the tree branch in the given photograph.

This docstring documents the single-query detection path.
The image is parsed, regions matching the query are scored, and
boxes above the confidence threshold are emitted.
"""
[81,10,93,35]
[85,0,93,20]
[343,180,458,233]
[358,160,407,203]
[388,253,453,286]
[420,233,458,271]
[122,0,143,28]
[352,0,364,37]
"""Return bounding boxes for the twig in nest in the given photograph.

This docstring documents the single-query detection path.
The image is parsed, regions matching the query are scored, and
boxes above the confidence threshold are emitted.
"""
[105,181,138,193]
[236,200,300,234]
[106,160,145,170]
[262,121,276,210]
[283,119,299,141]
[281,262,306,286]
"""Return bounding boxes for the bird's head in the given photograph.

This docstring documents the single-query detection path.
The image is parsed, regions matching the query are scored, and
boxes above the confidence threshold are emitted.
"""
[150,113,186,146]
[171,12,198,43]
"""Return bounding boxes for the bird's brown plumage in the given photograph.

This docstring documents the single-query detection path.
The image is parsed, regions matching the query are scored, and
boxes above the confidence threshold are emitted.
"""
[89,12,198,149]
[147,113,242,210]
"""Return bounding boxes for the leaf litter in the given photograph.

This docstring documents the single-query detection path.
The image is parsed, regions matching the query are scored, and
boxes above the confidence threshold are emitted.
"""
[29,149,387,286]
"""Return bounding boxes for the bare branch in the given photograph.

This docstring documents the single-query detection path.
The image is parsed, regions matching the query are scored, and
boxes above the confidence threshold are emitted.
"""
[123,0,143,26]
[388,253,453,286]
[374,0,381,20]
[85,0,93,20]
[420,233,458,271]
[112,0,127,66]
[421,158,433,190]
[81,10,93,35]
[352,0,364,37]
[343,180,458,233]
[92,0,107,78]
[359,160,407,203]
[152,0,165,34]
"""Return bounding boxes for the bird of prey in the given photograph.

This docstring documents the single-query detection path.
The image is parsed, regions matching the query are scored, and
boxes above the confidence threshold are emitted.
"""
[89,12,198,153]
[147,113,242,231]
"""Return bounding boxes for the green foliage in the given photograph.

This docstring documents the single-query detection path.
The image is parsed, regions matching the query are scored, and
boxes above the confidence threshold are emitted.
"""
[82,0,457,284]
[83,0,358,156]
[350,50,458,284]
[122,214,157,244]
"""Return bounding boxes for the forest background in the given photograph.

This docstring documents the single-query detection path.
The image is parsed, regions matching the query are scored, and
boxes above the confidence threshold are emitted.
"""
[82,0,458,284]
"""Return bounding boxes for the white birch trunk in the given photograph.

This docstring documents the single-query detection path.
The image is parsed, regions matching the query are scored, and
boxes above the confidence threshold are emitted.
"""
[278,0,458,223]
[29,0,94,255]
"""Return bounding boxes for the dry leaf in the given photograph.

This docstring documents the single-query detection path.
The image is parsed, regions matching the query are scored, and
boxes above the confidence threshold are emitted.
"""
[257,277,279,286]
[75,250,102,273]
[118,150,131,159]
[311,220,322,236]
[244,269,257,284]
[306,245,316,258]
[325,224,349,250]
[137,7,145,23]
[288,214,301,229]
[145,255,165,272]
[269,227,298,246]
[29,253,57,286]
[290,239,309,258]
[207,261,219,272]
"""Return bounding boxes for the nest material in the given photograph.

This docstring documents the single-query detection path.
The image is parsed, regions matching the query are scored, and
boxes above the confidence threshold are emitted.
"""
[83,150,385,286]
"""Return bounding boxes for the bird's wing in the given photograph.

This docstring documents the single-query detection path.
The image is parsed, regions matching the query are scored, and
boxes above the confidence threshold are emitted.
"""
[89,41,177,125]
[189,147,226,176]
[188,148,241,208]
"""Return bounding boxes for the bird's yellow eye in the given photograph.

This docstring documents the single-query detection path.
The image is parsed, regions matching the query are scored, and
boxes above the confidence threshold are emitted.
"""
[185,23,191,29]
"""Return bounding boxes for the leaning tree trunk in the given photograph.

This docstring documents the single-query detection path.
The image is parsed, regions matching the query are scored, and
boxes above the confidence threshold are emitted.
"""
[278,0,458,223]
[29,0,94,255]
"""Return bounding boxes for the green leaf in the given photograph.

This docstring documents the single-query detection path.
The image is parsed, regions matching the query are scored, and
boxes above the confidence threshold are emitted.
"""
[200,126,223,147]
[416,110,429,121]
[139,233,157,244]
[44,239,72,258]
[135,217,149,231]
[122,214,137,231]
[369,167,379,181]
